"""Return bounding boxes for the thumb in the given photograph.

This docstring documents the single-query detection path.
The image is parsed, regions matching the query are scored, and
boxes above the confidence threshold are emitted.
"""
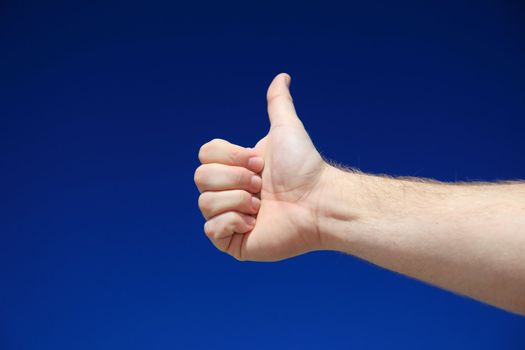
[266,73,303,127]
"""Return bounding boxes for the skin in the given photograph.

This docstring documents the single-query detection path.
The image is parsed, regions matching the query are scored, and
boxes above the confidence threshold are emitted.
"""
[194,73,525,315]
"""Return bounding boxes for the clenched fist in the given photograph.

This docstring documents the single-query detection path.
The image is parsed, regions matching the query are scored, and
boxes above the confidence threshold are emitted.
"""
[194,73,329,261]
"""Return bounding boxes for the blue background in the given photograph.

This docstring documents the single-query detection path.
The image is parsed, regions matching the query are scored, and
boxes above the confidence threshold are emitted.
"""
[1,0,525,349]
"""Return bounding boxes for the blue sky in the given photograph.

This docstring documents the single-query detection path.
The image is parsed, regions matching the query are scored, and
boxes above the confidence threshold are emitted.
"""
[1,1,525,349]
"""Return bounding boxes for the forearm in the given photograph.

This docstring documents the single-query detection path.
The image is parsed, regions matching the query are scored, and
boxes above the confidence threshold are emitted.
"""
[317,165,525,314]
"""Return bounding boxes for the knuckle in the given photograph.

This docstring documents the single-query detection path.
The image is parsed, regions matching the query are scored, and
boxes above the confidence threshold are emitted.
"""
[198,193,212,213]
[207,138,227,152]
[203,221,215,239]
[198,143,208,163]
[193,165,208,186]
[199,139,226,162]
[209,138,226,145]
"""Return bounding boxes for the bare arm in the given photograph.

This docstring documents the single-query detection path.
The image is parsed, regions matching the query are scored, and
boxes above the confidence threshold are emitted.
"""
[317,165,525,314]
[194,73,525,315]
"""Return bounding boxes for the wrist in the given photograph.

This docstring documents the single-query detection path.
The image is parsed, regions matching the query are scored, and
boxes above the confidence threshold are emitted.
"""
[315,164,440,253]
[315,164,370,252]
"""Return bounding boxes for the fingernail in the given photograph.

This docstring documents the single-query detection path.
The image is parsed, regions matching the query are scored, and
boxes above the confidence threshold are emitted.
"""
[248,157,263,171]
[251,196,261,211]
[283,74,291,87]
[251,175,262,189]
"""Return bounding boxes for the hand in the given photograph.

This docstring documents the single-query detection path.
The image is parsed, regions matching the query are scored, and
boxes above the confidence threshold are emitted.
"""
[194,73,329,261]
[194,74,525,314]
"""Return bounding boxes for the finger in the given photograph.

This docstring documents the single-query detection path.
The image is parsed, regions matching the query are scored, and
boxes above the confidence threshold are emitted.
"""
[194,163,262,193]
[266,73,303,128]
[199,190,261,220]
[198,138,264,173]
[204,211,255,251]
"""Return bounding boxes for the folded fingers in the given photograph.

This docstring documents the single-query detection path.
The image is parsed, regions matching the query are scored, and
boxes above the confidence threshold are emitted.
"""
[194,163,262,193]
[199,189,260,220]
[198,138,264,173]
[203,211,255,251]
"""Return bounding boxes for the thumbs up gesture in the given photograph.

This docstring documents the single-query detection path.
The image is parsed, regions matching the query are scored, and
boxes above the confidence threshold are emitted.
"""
[194,73,330,261]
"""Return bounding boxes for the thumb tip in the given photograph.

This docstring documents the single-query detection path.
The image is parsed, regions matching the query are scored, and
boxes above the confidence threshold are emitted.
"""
[267,72,302,127]
[281,72,291,87]
[273,72,291,88]
[267,72,293,102]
